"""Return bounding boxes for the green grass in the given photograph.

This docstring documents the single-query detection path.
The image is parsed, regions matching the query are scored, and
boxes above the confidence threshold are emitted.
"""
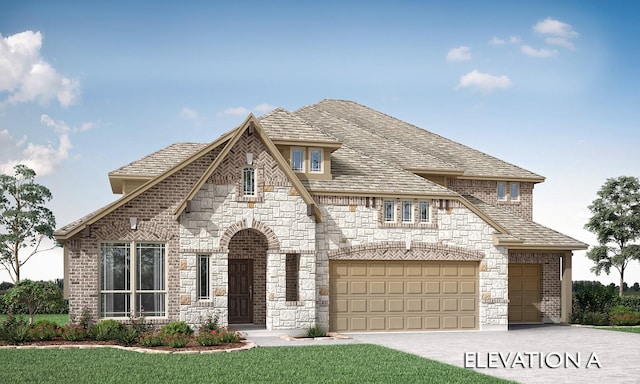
[0,344,511,383]
[0,313,69,325]
[602,326,640,334]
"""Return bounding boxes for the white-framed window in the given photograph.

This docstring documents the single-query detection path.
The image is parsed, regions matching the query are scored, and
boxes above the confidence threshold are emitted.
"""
[100,242,166,318]
[291,148,304,172]
[419,200,431,223]
[497,182,506,201]
[384,200,395,222]
[197,255,210,300]
[309,148,322,173]
[510,182,520,201]
[402,201,412,222]
[242,166,255,196]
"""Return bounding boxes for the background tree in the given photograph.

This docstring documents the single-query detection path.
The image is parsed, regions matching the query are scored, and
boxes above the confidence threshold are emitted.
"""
[0,165,56,283]
[3,279,61,324]
[585,176,640,296]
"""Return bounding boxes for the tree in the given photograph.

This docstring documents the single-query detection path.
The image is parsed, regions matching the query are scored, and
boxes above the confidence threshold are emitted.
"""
[3,279,61,324]
[584,176,640,296]
[0,164,56,283]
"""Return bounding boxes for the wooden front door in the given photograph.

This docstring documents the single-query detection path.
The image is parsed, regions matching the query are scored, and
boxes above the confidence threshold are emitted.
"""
[229,259,253,323]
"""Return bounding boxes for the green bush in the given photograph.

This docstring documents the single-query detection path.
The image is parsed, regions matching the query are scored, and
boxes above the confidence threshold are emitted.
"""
[618,295,640,312]
[162,332,191,348]
[582,312,609,326]
[572,281,617,324]
[116,326,139,346]
[60,324,87,341]
[195,330,221,346]
[29,320,60,341]
[90,319,125,341]
[218,328,240,343]
[305,325,327,338]
[138,331,163,347]
[199,314,220,332]
[608,305,640,326]
[0,313,32,344]
[160,321,193,336]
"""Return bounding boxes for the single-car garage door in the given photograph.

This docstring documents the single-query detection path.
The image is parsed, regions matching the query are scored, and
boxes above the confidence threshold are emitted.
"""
[508,264,541,323]
[329,261,478,331]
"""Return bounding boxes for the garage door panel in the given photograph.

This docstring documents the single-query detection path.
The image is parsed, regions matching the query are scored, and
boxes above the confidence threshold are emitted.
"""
[330,261,478,331]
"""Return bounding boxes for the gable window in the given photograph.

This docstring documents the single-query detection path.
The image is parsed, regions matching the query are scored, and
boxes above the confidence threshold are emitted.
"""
[100,242,166,318]
[291,148,304,172]
[510,182,520,201]
[286,253,299,301]
[242,166,255,196]
[384,200,395,222]
[402,201,412,222]
[197,255,210,300]
[309,148,322,173]
[419,201,431,223]
[497,182,506,201]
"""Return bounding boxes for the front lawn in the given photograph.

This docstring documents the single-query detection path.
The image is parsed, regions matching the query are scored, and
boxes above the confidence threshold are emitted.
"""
[0,344,511,383]
[0,313,68,325]
[602,326,640,334]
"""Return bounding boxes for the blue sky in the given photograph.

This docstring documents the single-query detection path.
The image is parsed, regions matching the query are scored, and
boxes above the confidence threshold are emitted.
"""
[1,1,639,285]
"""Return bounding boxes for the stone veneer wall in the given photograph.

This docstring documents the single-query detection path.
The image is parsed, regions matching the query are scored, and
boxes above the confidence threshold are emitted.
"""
[509,252,562,322]
[315,199,509,331]
[447,179,534,220]
[64,147,220,322]
[179,131,317,329]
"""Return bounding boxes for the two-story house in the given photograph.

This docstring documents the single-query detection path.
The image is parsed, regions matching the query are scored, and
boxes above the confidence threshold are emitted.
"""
[54,99,587,332]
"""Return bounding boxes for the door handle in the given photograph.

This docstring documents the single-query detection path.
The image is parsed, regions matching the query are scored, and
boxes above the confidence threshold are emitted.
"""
[249,286,253,300]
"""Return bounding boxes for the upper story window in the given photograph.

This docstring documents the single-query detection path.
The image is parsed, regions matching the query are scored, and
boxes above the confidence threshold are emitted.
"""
[510,182,520,201]
[497,182,506,201]
[309,148,322,173]
[242,166,255,196]
[384,200,395,222]
[291,148,304,172]
[419,201,431,223]
[402,201,413,222]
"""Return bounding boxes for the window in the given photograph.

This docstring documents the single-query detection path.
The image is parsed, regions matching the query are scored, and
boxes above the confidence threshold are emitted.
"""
[286,253,299,301]
[309,148,322,173]
[242,167,255,196]
[384,200,395,222]
[100,242,166,318]
[402,201,412,222]
[419,201,431,223]
[510,182,520,201]
[497,182,506,201]
[197,255,210,300]
[291,148,304,172]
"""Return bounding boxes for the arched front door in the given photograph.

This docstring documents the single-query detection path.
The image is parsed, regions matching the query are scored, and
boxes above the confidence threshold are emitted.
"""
[228,229,268,325]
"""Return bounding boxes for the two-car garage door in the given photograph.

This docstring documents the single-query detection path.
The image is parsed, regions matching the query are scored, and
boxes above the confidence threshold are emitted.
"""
[329,260,478,332]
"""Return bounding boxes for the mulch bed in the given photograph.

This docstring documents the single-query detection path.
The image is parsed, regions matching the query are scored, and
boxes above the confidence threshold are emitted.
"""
[0,338,250,353]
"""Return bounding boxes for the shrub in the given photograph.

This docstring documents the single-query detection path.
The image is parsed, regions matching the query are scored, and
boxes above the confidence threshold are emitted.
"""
[29,320,60,341]
[195,330,220,346]
[2,280,66,323]
[72,307,95,330]
[138,331,163,347]
[160,321,193,336]
[90,319,125,341]
[609,305,640,326]
[117,326,139,346]
[162,332,191,348]
[127,312,150,335]
[305,325,327,338]
[0,313,31,344]
[60,324,87,341]
[199,313,220,332]
[582,312,609,326]
[218,327,240,343]
[618,295,640,312]
[572,281,617,324]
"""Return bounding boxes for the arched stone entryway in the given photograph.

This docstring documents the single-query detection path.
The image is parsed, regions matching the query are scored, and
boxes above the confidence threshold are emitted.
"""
[228,228,268,325]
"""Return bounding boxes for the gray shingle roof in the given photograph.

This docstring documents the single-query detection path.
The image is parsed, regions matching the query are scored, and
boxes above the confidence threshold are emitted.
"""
[301,99,544,180]
[465,195,588,249]
[259,108,340,144]
[110,142,207,176]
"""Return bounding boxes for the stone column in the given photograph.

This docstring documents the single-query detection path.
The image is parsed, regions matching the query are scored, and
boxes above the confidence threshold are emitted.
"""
[561,251,572,323]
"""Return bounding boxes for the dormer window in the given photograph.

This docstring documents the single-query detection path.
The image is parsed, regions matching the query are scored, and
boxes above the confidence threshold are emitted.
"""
[291,148,304,172]
[242,166,255,196]
[309,148,322,173]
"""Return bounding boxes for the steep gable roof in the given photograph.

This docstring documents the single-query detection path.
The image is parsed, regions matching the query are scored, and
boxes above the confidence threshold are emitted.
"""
[300,99,544,182]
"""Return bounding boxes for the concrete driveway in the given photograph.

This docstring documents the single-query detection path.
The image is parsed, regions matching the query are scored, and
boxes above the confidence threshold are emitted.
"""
[349,325,639,384]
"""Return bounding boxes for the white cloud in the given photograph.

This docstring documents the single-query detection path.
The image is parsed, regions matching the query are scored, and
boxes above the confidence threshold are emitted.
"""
[489,36,506,45]
[521,45,558,58]
[533,17,579,38]
[0,115,94,176]
[0,31,80,107]
[510,36,521,44]
[545,37,575,50]
[446,46,471,61]
[221,103,276,116]
[455,70,512,93]
[180,107,199,121]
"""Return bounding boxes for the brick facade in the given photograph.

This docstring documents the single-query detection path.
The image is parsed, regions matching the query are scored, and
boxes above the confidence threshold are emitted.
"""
[448,179,534,220]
